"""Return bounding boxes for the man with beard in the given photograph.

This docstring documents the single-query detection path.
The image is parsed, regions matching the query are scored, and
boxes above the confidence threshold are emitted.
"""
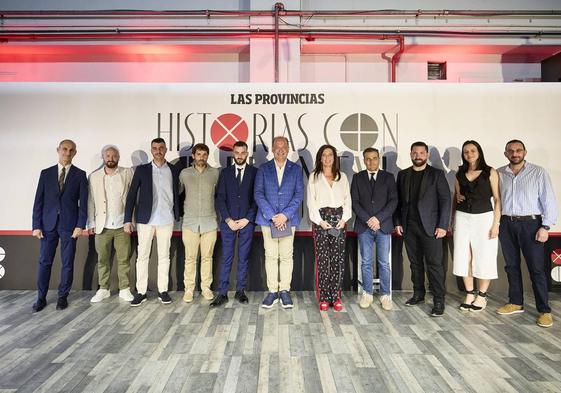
[211,141,258,307]
[125,138,181,306]
[496,139,558,327]
[394,141,451,317]
[32,139,88,312]
[87,145,134,303]
[180,143,220,303]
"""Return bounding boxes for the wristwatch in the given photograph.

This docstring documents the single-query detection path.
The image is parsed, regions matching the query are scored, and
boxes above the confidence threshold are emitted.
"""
[541,225,551,231]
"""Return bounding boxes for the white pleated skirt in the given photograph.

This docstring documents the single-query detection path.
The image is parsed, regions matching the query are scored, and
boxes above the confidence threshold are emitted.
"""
[453,210,498,279]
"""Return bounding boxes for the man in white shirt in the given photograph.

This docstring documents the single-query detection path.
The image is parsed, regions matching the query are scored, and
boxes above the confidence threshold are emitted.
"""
[87,145,134,302]
[124,138,181,306]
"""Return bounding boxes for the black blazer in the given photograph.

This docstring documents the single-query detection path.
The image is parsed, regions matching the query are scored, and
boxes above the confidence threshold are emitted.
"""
[394,165,451,236]
[216,165,258,223]
[351,169,398,235]
[124,162,181,225]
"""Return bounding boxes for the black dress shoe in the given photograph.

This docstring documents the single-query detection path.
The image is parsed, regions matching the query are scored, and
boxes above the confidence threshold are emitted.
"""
[405,295,425,306]
[210,294,229,308]
[56,296,68,310]
[431,301,445,317]
[234,290,249,304]
[32,298,47,312]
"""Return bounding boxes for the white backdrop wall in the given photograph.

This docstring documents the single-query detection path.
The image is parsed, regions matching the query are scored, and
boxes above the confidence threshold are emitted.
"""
[0,82,560,232]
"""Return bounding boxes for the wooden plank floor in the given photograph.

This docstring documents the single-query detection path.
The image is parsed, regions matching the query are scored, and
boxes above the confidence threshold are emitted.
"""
[0,290,560,393]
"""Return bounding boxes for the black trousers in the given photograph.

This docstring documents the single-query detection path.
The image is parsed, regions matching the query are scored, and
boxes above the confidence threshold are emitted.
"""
[499,217,550,313]
[404,219,445,301]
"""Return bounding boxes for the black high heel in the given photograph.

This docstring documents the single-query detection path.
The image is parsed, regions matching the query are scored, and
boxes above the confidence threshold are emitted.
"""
[470,291,487,312]
[459,289,477,311]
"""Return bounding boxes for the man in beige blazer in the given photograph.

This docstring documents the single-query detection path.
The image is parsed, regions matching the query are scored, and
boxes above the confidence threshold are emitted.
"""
[87,145,134,302]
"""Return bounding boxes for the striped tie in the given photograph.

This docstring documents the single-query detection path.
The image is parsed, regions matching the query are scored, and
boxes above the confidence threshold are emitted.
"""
[59,167,66,191]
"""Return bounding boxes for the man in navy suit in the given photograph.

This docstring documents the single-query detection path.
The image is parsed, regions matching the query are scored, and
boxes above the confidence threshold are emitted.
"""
[394,141,451,317]
[32,139,88,312]
[254,136,304,309]
[124,137,181,307]
[211,141,258,307]
[351,147,398,311]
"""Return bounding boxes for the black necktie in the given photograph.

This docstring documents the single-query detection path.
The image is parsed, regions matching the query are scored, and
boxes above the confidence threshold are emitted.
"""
[59,167,66,191]
[369,172,376,187]
[236,168,242,185]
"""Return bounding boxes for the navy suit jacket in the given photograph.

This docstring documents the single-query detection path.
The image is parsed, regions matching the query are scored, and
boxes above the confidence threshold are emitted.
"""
[254,159,304,227]
[351,169,398,235]
[32,164,88,232]
[394,165,451,236]
[124,162,181,225]
[216,165,258,224]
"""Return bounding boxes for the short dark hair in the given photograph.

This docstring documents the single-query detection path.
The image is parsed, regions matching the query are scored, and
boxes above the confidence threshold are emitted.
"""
[233,141,248,150]
[192,143,209,155]
[362,147,379,157]
[151,137,166,146]
[410,141,428,152]
[505,139,526,151]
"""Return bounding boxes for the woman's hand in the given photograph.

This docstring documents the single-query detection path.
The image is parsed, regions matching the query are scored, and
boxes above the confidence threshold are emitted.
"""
[336,219,346,230]
[319,220,332,230]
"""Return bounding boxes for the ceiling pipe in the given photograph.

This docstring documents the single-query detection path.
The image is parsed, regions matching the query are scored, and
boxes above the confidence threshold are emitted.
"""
[391,36,405,83]
[274,2,284,83]
[2,9,561,18]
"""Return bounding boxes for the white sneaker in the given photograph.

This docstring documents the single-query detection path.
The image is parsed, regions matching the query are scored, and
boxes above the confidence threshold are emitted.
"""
[119,288,134,302]
[91,289,110,303]
[359,293,373,309]
[380,295,393,311]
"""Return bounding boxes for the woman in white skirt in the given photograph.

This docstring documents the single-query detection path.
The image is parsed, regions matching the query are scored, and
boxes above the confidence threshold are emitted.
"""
[453,140,501,312]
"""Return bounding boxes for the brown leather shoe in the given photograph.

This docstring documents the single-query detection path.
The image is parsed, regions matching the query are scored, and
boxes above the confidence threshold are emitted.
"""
[537,313,553,328]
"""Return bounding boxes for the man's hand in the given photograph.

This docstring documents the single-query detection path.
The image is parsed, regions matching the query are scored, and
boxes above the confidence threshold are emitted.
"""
[367,216,380,231]
[237,218,250,230]
[395,226,404,236]
[32,229,44,239]
[536,227,549,243]
[272,213,288,226]
[435,228,447,239]
[71,228,83,239]
[124,222,133,234]
[227,219,239,231]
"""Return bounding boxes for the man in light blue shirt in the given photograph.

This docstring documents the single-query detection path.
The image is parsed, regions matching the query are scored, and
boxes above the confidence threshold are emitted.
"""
[496,139,558,328]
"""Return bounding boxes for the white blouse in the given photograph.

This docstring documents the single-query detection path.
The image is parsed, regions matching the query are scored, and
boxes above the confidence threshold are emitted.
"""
[307,172,352,225]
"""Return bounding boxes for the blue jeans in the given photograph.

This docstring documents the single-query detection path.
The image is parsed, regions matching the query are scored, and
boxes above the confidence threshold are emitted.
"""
[358,229,391,295]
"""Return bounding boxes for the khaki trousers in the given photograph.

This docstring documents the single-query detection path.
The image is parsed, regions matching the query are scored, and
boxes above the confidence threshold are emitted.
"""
[182,228,217,291]
[136,223,173,294]
[95,227,131,290]
[261,226,295,292]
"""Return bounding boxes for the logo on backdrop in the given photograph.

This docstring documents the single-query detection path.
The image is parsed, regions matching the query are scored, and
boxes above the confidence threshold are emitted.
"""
[210,113,249,151]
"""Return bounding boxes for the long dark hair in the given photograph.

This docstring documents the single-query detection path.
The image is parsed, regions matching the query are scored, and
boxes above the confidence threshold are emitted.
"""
[459,140,491,175]
[313,144,341,181]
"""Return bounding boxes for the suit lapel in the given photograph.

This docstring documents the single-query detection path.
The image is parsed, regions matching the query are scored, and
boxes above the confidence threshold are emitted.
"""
[419,166,430,199]
[404,168,412,202]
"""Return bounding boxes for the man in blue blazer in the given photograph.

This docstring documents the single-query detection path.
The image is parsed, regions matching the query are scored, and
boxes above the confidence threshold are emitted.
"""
[211,141,258,307]
[254,136,304,309]
[351,147,398,311]
[124,137,181,306]
[394,141,451,317]
[32,139,88,312]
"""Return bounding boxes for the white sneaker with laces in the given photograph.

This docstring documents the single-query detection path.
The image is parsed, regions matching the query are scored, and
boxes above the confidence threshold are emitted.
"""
[119,288,134,302]
[380,295,393,311]
[91,289,110,303]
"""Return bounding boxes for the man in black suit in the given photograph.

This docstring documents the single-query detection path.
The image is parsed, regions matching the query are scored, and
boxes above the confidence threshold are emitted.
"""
[394,141,451,317]
[32,139,88,312]
[351,147,398,311]
[211,141,258,307]
[124,138,181,306]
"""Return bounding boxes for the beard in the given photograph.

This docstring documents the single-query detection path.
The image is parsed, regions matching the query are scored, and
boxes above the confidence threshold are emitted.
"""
[105,161,118,168]
[412,158,427,167]
[234,157,247,166]
[508,156,523,165]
